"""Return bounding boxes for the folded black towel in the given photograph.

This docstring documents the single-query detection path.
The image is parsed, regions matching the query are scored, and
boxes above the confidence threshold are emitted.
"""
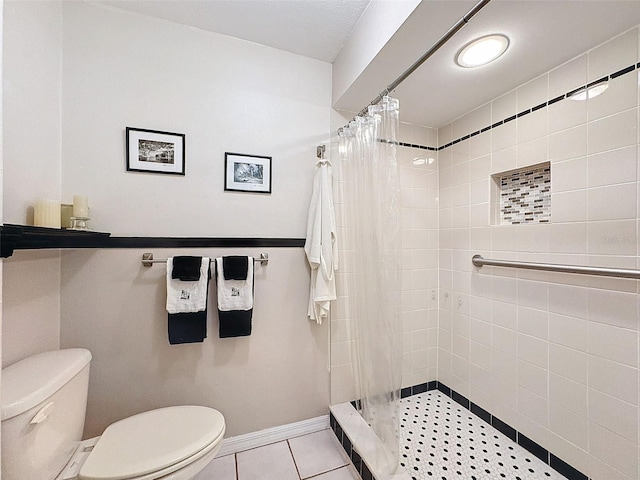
[168,270,210,345]
[168,310,207,344]
[222,256,249,280]
[172,256,202,281]
[218,309,253,338]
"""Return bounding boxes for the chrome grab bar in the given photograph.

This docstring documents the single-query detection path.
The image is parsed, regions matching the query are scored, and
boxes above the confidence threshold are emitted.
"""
[472,255,640,280]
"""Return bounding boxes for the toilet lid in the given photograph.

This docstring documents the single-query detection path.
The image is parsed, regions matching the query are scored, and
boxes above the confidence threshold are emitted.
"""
[79,406,225,480]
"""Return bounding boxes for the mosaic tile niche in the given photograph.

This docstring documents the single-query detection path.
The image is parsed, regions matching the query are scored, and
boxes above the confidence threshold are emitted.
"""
[492,162,551,225]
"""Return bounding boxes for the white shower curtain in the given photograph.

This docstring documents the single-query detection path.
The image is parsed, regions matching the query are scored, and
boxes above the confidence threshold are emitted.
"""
[338,96,402,475]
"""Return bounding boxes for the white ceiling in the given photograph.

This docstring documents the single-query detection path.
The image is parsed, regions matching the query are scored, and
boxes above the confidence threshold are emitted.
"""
[99,0,370,63]
[380,0,640,127]
[98,0,640,128]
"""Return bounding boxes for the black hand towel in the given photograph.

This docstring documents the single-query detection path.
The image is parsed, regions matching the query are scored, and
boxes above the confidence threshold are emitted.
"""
[218,309,253,338]
[168,310,207,344]
[168,270,211,345]
[222,256,249,280]
[215,258,253,338]
[172,256,203,281]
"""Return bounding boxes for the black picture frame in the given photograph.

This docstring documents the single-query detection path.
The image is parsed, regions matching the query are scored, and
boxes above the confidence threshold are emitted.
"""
[126,127,185,175]
[224,152,272,194]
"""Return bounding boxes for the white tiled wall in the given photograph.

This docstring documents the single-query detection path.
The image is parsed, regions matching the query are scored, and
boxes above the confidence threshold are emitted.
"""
[438,26,640,480]
[398,124,439,389]
[330,122,439,404]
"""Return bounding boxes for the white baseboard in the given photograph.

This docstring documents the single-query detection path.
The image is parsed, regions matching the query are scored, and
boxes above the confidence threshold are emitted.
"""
[216,415,329,457]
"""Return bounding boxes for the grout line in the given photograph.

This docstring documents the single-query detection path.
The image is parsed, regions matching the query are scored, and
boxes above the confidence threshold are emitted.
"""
[304,465,355,480]
[234,453,239,480]
[286,439,303,480]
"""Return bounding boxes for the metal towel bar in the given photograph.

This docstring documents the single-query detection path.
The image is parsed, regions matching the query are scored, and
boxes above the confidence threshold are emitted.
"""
[142,252,269,267]
[472,255,640,280]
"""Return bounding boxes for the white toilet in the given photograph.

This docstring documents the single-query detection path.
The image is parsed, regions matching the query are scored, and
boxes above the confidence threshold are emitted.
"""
[1,348,226,480]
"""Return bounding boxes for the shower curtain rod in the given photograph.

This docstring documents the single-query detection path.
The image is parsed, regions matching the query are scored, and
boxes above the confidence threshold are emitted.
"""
[340,0,491,129]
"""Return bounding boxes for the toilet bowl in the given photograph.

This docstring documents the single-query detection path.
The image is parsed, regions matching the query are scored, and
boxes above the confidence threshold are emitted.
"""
[1,349,226,480]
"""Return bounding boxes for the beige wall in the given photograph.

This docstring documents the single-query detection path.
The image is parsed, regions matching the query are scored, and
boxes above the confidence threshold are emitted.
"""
[2,1,62,367]
[61,2,329,239]
[60,248,328,438]
[3,1,332,439]
[438,27,640,480]
[2,252,60,366]
[1,0,4,471]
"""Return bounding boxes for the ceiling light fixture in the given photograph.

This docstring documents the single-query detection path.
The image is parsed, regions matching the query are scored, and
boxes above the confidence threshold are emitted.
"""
[456,34,509,68]
[568,81,609,101]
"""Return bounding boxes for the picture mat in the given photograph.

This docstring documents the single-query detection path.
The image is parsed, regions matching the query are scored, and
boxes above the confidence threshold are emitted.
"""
[225,153,271,193]
[127,128,184,174]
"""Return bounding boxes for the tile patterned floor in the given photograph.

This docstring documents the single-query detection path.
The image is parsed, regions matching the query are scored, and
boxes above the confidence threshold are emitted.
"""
[195,429,360,480]
[399,391,567,480]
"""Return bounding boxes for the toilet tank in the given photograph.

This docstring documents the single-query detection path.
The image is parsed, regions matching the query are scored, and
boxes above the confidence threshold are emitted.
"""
[1,348,92,480]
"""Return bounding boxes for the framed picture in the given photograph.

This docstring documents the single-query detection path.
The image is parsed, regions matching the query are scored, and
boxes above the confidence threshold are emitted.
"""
[224,152,272,193]
[126,127,185,175]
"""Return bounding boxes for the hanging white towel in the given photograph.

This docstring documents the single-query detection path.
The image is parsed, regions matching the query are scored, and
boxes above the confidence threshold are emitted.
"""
[166,257,210,314]
[305,159,338,324]
[215,257,254,311]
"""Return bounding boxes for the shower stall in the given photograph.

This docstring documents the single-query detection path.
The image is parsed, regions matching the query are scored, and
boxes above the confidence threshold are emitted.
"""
[329,4,640,480]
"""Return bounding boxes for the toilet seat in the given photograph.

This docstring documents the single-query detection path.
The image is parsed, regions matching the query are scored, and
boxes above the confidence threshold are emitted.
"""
[77,406,225,480]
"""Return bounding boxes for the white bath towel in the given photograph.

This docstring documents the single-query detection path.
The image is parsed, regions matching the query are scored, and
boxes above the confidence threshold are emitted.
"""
[215,257,254,311]
[166,257,210,314]
[305,159,338,324]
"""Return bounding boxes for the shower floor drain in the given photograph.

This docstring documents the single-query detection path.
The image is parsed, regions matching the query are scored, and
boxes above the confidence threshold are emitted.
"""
[399,391,567,480]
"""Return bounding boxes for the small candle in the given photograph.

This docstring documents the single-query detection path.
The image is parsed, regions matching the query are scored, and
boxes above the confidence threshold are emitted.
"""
[34,199,61,228]
[73,195,89,218]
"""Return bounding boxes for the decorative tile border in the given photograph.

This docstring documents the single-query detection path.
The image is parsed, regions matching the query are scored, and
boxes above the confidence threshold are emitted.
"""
[329,412,376,480]
[397,63,639,153]
[433,382,590,480]
[332,381,590,480]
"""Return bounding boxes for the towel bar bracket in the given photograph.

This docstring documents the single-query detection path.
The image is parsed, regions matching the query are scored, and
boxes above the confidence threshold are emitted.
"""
[142,252,154,267]
[142,252,269,267]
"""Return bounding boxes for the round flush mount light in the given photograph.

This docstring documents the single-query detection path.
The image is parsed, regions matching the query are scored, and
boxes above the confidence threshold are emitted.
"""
[456,34,509,68]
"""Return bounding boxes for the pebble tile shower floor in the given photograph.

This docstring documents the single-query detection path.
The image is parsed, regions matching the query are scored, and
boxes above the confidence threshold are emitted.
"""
[399,391,567,480]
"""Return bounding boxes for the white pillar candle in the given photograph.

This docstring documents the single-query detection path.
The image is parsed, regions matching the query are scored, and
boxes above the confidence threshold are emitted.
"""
[73,195,89,218]
[34,199,61,228]
[34,199,45,226]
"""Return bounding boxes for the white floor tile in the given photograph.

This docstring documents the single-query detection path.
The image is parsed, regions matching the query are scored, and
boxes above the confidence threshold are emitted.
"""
[236,441,299,480]
[288,429,350,479]
[194,454,236,480]
[312,465,361,480]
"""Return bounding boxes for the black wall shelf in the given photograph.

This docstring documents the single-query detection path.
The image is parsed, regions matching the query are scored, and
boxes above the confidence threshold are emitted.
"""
[0,224,305,258]
[1,224,111,258]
